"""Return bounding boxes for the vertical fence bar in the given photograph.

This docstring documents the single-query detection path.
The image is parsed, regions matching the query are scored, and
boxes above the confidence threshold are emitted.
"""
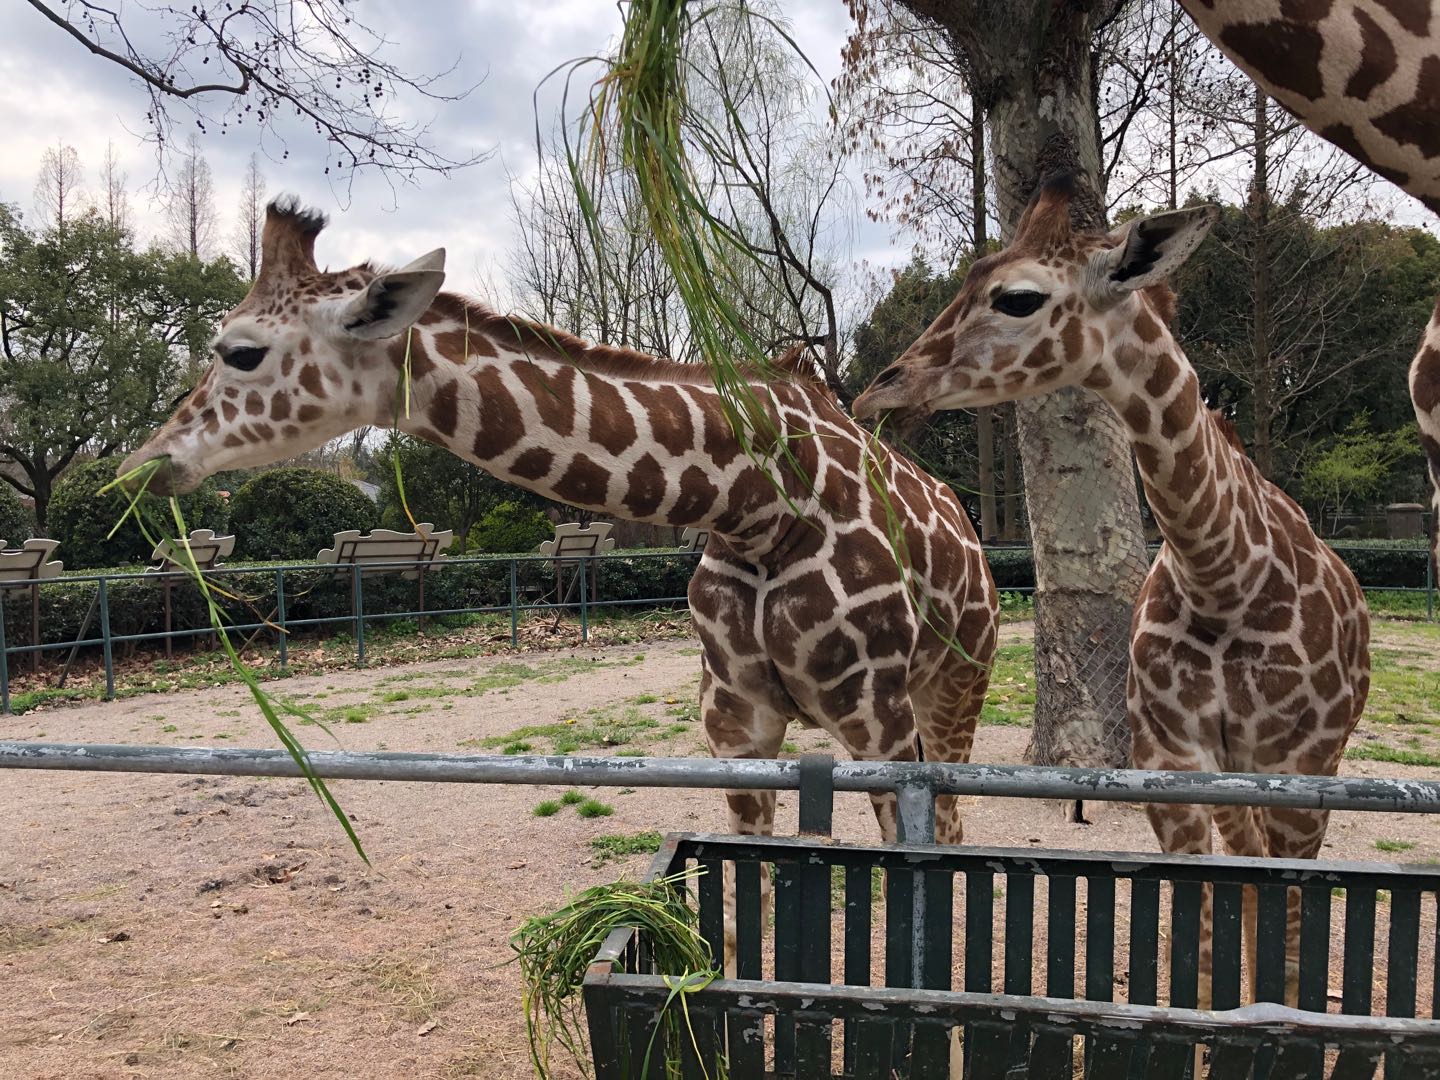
[99,578,114,701]
[1428,539,1435,621]
[509,559,519,647]
[274,568,288,671]
[351,563,365,666]
[579,556,589,642]
[0,585,9,715]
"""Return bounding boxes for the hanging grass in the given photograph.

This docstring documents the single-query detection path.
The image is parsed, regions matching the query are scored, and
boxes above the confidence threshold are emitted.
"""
[512,867,723,1079]
[101,459,369,863]
[562,3,988,674]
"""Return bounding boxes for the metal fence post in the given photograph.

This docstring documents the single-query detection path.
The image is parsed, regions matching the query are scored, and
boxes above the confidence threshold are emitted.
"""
[579,556,589,643]
[98,578,115,701]
[275,568,288,671]
[1427,541,1434,622]
[509,559,519,648]
[0,588,9,715]
[352,563,365,667]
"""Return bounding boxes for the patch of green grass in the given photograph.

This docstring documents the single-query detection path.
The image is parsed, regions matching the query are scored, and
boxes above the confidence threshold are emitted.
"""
[576,798,614,819]
[342,707,370,724]
[980,643,1035,726]
[481,703,662,754]
[1346,743,1440,767]
[560,790,585,806]
[503,741,534,755]
[632,693,659,705]
[161,724,178,733]
[1365,645,1440,727]
[1375,839,1418,853]
[614,749,645,757]
[781,741,798,753]
[381,690,411,703]
[533,800,563,818]
[589,831,664,864]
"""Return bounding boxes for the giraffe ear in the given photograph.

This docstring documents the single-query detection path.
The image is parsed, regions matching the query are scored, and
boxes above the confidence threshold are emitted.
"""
[1088,206,1217,302]
[341,249,447,340]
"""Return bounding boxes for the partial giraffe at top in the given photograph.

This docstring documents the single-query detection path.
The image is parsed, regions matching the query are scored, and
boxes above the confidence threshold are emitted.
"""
[1178,0,1440,577]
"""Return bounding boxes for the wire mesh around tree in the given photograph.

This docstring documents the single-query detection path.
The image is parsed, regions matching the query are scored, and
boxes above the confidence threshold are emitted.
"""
[1013,386,1151,774]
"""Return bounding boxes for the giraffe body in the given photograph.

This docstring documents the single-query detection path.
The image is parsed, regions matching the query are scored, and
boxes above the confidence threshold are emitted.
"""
[1178,0,1440,593]
[855,177,1370,1007]
[119,202,999,932]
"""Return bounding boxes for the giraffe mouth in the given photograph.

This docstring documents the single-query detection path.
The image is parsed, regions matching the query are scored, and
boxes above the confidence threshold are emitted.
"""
[115,452,196,498]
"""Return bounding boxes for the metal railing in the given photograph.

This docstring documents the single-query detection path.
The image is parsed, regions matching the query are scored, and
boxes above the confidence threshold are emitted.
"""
[0,549,701,713]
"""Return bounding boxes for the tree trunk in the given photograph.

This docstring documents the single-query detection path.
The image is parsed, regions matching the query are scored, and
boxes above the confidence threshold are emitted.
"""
[1249,86,1275,478]
[32,467,52,534]
[971,99,999,541]
[921,0,1149,777]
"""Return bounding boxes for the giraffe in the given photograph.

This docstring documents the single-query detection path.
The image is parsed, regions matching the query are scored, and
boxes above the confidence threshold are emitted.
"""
[118,198,998,956]
[853,175,1371,1009]
[1177,0,1440,591]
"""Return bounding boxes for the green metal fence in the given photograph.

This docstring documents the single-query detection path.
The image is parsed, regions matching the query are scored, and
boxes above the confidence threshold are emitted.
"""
[588,829,1440,1076]
[4,744,1440,1075]
[0,550,699,713]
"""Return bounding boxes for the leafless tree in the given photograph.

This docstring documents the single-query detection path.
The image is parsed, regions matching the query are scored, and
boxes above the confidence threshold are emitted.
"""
[232,153,266,278]
[99,142,129,233]
[33,142,85,232]
[22,0,486,186]
[166,135,218,259]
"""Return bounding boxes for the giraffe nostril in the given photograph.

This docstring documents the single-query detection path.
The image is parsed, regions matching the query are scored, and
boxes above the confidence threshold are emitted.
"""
[873,366,903,388]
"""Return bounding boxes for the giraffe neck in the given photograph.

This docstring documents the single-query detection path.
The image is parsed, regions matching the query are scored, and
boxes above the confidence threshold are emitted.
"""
[1179,0,1440,215]
[1092,308,1277,614]
[388,305,786,543]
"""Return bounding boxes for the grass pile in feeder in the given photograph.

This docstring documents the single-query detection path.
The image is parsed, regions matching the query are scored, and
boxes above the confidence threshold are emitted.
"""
[512,867,722,1079]
[101,459,368,862]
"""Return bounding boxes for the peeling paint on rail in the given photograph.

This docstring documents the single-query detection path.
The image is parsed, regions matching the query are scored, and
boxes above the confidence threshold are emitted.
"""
[3,741,1440,813]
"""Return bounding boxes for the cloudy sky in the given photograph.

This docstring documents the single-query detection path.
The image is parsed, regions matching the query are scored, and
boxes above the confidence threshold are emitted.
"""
[0,1,886,303]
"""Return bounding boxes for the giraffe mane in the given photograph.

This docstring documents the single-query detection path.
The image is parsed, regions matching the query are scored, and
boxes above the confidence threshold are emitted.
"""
[1209,410,1247,454]
[429,292,814,389]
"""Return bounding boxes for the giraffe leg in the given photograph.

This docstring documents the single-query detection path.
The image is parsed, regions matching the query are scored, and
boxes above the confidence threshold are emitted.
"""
[700,663,789,978]
[1260,805,1330,1008]
[1213,803,1268,1004]
[910,648,992,846]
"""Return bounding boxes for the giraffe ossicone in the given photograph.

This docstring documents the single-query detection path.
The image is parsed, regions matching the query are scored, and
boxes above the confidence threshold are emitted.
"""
[121,197,1000,968]
[856,174,1371,1010]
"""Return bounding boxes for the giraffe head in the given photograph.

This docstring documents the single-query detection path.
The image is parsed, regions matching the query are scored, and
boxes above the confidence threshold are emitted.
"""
[119,198,447,494]
[853,175,1217,422]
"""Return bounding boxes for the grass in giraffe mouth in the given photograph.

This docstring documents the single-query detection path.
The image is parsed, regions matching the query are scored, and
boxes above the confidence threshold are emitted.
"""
[101,459,370,863]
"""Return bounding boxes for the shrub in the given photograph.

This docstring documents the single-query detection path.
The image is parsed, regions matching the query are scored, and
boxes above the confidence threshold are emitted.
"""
[46,458,229,569]
[0,484,33,546]
[469,500,554,554]
[229,467,379,560]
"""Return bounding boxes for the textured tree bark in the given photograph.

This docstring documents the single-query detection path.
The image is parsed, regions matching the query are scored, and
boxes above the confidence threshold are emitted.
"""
[905,0,1151,777]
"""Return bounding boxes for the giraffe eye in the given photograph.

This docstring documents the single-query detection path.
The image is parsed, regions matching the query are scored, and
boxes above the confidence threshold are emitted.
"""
[993,291,1047,318]
[222,345,269,371]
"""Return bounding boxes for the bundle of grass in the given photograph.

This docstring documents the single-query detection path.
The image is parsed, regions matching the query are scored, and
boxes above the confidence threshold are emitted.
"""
[103,459,367,860]
[511,868,723,1079]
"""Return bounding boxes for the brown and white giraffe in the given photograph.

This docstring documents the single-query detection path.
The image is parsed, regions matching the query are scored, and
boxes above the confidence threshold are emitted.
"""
[1178,0,1440,586]
[119,199,998,945]
[853,175,1371,1007]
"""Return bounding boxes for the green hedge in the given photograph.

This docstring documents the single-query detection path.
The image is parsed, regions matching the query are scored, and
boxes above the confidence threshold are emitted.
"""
[46,458,229,569]
[0,538,1428,660]
[976,540,1430,591]
[229,468,379,560]
[0,484,32,546]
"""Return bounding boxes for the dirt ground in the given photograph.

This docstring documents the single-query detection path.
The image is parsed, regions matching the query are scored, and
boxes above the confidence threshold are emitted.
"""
[1,621,1437,1079]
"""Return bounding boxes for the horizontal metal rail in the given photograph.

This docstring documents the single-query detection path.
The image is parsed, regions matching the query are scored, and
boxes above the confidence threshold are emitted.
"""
[3,742,1440,814]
